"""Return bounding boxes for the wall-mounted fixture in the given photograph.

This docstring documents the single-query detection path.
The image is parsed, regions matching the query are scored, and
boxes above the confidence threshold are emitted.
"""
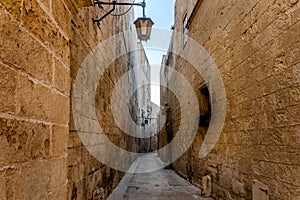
[93,0,154,41]
[138,106,156,127]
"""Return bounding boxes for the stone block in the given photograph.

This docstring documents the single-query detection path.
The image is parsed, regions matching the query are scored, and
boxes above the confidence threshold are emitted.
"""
[267,146,300,165]
[67,148,81,167]
[252,145,269,162]
[275,109,289,127]
[1,166,20,200]
[49,158,68,191]
[293,63,300,84]
[0,63,17,113]
[13,160,50,199]
[52,0,71,37]
[0,118,50,166]
[274,88,293,108]
[0,0,22,21]
[69,164,86,183]
[274,164,300,186]
[52,125,68,157]
[22,0,70,65]
[16,76,69,124]
[54,59,70,94]
[232,180,247,197]
[219,175,232,190]
[0,8,53,84]
[49,184,68,200]
[286,41,300,66]
[287,104,300,125]
[68,130,82,148]
[0,169,6,200]
[63,0,93,14]
[288,125,300,146]
[212,183,233,200]
[270,20,300,57]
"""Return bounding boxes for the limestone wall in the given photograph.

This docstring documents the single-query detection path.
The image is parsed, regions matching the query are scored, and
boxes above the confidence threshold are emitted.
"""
[0,0,140,199]
[68,1,139,199]
[160,0,300,199]
[0,0,74,198]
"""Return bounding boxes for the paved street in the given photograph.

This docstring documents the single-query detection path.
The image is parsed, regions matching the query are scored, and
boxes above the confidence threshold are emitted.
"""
[108,153,213,200]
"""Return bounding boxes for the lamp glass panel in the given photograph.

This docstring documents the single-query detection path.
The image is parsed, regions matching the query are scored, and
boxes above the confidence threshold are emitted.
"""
[134,18,154,41]
[140,20,148,35]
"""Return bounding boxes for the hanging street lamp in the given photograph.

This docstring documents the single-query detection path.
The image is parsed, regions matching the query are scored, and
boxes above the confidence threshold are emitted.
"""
[134,17,154,41]
[93,0,154,41]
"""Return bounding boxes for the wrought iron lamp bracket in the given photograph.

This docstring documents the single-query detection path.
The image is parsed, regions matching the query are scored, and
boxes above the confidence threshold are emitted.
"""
[92,0,146,26]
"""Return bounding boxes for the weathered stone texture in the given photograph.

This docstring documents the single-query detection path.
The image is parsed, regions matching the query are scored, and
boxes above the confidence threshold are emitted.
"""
[1,0,139,197]
[54,59,71,94]
[0,9,53,84]
[0,0,72,198]
[68,2,139,199]
[160,0,300,199]
[52,0,72,37]
[0,63,17,113]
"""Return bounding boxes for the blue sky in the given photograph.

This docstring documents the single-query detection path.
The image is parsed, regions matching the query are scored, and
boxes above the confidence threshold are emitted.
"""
[135,0,175,106]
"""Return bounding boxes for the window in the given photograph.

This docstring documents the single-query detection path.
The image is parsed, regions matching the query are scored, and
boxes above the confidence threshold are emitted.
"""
[183,14,188,48]
[199,85,211,127]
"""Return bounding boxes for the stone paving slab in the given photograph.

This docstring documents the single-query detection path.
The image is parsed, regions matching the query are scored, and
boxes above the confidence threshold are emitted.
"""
[108,153,213,200]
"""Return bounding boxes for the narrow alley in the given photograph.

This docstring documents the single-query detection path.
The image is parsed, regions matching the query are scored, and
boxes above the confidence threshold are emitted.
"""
[1,0,300,199]
[108,153,209,200]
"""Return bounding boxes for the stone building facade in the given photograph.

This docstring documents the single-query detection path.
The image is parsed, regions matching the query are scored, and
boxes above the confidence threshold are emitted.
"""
[0,0,147,199]
[160,0,300,199]
[134,42,151,153]
[148,101,160,152]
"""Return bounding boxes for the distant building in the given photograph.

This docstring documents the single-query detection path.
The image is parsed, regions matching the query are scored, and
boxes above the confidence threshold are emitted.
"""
[148,101,160,152]
[135,42,152,153]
